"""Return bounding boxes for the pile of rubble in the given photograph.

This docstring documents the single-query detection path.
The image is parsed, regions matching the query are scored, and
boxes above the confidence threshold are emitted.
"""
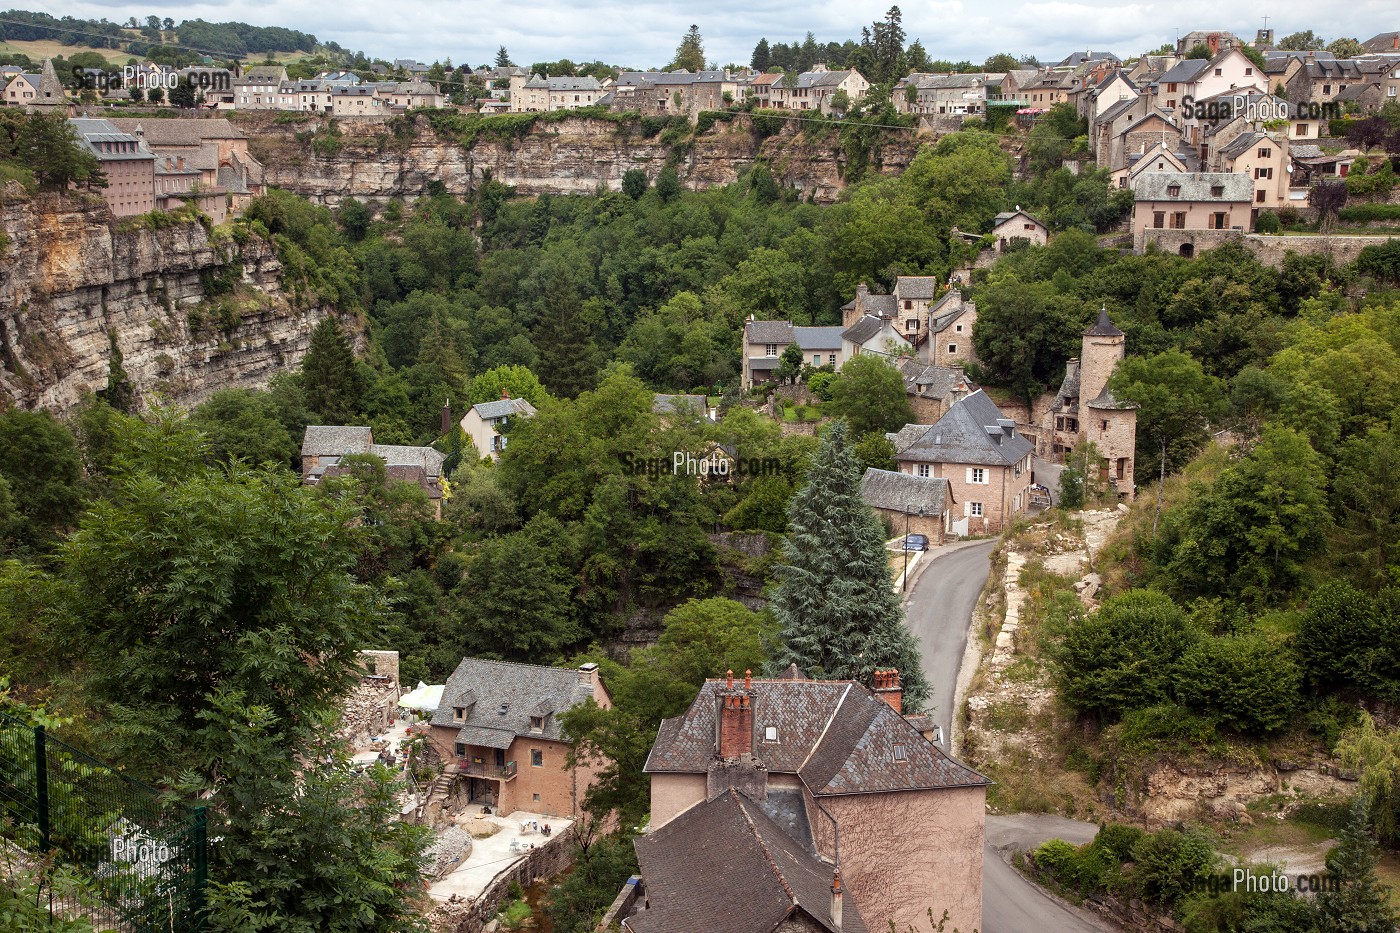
[339,677,400,748]
[424,825,474,880]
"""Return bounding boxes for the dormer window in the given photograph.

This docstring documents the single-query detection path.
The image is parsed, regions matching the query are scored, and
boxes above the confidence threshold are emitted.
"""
[764,726,779,742]
[453,707,465,722]
[1211,185,1224,197]
[530,716,545,733]
[1167,184,1181,197]
[894,743,907,761]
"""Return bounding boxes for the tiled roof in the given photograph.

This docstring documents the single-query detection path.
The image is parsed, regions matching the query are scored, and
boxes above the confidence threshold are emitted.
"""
[860,468,951,515]
[862,294,898,316]
[1087,384,1136,411]
[472,397,537,421]
[893,276,940,300]
[993,208,1044,228]
[841,315,885,346]
[1157,58,1211,85]
[653,394,709,415]
[369,444,446,477]
[898,359,975,397]
[431,658,599,744]
[929,304,969,334]
[644,678,991,794]
[301,425,373,457]
[746,320,796,344]
[1084,307,1125,337]
[627,789,868,933]
[1132,171,1253,202]
[895,390,1032,467]
[793,326,844,351]
[1051,359,1080,412]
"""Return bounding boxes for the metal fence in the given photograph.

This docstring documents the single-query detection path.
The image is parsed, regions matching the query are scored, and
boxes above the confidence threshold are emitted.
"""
[0,712,207,933]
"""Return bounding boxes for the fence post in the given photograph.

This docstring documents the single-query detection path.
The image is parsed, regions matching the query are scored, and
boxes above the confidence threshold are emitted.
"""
[191,805,208,932]
[34,724,50,854]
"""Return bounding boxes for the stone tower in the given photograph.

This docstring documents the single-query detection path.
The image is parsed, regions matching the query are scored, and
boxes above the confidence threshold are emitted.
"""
[1076,307,1125,432]
[1078,307,1136,499]
[29,58,68,112]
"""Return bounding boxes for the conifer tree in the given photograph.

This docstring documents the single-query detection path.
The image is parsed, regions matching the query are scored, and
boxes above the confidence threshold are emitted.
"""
[769,419,930,709]
[1317,795,1398,933]
[301,316,364,424]
[671,25,705,73]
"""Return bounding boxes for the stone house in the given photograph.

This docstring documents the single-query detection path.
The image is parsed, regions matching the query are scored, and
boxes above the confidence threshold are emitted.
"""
[510,74,603,112]
[109,119,265,216]
[1211,131,1290,217]
[897,359,977,423]
[612,70,741,118]
[760,65,869,115]
[460,393,538,460]
[625,788,869,932]
[67,118,155,218]
[1175,31,1244,56]
[1130,172,1254,253]
[376,80,445,110]
[428,659,611,818]
[299,425,446,515]
[331,85,387,116]
[1152,48,1266,114]
[894,73,991,116]
[840,313,912,361]
[740,319,845,389]
[991,208,1048,251]
[841,277,948,350]
[1078,70,1139,121]
[1112,141,1194,191]
[634,670,990,933]
[1040,309,1137,498]
[922,290,979,369]
[233,64,289,109]
[2,72,41,107]
[859,468,954,545]
[889,389,1033,535]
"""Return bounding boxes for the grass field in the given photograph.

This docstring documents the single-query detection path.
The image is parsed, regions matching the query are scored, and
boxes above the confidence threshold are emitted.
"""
[0,37,317,68]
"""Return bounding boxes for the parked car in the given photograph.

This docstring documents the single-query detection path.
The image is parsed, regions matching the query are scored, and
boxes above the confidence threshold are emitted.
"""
[902,534,928,551]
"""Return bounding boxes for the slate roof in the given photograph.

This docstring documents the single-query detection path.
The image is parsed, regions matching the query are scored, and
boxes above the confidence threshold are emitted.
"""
[547,76,601,91]
[110,118,246,146]
[1095,94,1141,125]
[472,397,537,421]
[1132,171,1252,202]
[241,65,287,81]
[1157,58,1211,85]
[1087,384,1136,411]
[860,293,898,316]
[841,315,885,345]
[627,789,868,933]
[747,320,796,344]
[894,390,1032,467]
[894,276,940,300]
[369,444,446,477]
[1050,360,1080,412]
[432,658,599,745]
[793,326,843,351]
[644,678,990,795]
[1363,32,1400,53]
[993,208,1045,230]
[1216,131,1267,160]
[860,468,951,515]
[795,69,859,89]
[653,394,709,415]
[929,303,969,334]
[1084,307,1125,337]
[302,425,373,457]
[68,119,152,163]
[898,359,975,397]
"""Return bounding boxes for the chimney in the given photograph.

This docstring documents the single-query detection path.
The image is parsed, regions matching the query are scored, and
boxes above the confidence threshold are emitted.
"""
[440,397,452,435]
[501,388,510,400]
[830,870,844,930]
[718,672,753,758]
[578,661,599,688]
[165,156,173,170]
[874,669,902,713]
[176,156,184,170]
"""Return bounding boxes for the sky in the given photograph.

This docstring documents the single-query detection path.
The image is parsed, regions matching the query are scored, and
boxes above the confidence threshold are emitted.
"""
[25,0,1400,70]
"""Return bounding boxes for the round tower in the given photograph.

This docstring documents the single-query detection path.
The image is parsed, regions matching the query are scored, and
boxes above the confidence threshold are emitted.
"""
[1076,306,1125,432]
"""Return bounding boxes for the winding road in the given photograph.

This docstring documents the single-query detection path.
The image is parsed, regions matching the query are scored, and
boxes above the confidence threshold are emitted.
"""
[903,540,1115,933]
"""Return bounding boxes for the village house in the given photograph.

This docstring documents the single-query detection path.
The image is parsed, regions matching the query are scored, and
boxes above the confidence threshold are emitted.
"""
[898,358,977,423]
[2,71,40,107]
[331,85,387,116]
[841,312,913,361]
[1175,31,1244,56]
[3,59,66,111]
[109,119,265,217]
[894,73,993,116]
[630,669,990,932]
[1211,131,1291,217]
[428,660,610,818]
[68,118,155,218]
[888,389,1033,535]
[460,393,538,460]
[1075,70,1139,121]
[1112,140,1195,190]
[510,74,604,112]
[1131,171,1254,253]
[991,207,1048,251]
[739,319,845,389]
[860,468,955,546]
[1039,309,1137,498]
[233,64,289,109]
[612,70,744,118]
[754,64,869,115]
[299,425,447,515]
[921,290,979,369]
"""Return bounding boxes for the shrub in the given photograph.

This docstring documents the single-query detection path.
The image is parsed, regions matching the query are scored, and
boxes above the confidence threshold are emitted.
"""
[1091,823,1146,863]
[1130,826,1217,906]
[1353,239,1400,284]
[1338,203,1400,223]
[1174,634,1301,735]
[807,371,836,401]
[1254,210,1281,234]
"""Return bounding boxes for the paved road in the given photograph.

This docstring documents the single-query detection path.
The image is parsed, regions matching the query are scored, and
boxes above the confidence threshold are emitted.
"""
[903,539,995,747]
[903,542,1116,933]
[984,814,1117,933]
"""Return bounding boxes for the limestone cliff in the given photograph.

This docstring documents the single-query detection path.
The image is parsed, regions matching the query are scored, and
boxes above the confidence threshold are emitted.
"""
[244,112,922,206]
[0,189,331,415]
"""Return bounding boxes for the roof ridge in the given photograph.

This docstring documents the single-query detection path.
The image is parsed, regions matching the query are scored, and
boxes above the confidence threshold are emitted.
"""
[734,791,798,906]
[799,683,851,772]
[455,656,584,677]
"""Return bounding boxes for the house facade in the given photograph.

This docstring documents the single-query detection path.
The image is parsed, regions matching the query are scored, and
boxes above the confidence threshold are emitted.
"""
[299,425,446,514]
[889,390,1033,535]
[635,670,990,933]
[68,118,155,218]
[991,208,1048,251]
[859,468,954,545]
[1131,171,1254,253]
[109,118,265,216]
[460,394,538,460]
[739,319,845,389]
[898,359,977,423]
[428,659,611,818]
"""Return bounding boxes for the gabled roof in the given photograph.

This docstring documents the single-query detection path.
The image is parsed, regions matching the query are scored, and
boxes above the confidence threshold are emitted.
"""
[747,320,796,345]
[1087,384,1136,411]
[241,65,287,81]
[627,789,869,933]
[894,390,1032,467]
[1132,171,1252,202]
[897,358,976,397]
[993,208,1046,230]
[793,326,844,351]
[301,425,373,457]
[645,677,990,795]
[893,276,940,300]
[471,397,537,421]
[369,444,446,477]
[841,315,885,346]
[860,468,952,515]
[109,118,246,145]
[431,658,600,744]
[1095,93,1142,126]
[860,293,898,316]
[1362,31,1400,53]
[1157,58,1211,85]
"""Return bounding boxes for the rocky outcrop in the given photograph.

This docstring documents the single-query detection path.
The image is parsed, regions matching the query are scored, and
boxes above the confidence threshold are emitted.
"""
[243,112,922,206]
[0,190,333,415]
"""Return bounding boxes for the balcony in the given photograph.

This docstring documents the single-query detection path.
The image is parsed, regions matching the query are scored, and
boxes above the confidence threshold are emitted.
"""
[456,759,517,781]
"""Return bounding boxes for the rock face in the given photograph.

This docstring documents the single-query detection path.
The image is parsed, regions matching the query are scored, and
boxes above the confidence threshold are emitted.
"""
[0,190,333,415]
[244,112,921,206]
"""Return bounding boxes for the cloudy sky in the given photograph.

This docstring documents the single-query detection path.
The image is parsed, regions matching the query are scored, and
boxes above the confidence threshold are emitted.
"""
[27,0,1398,69]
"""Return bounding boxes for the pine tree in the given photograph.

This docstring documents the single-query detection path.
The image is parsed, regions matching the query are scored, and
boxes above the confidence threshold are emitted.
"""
[495,46,513,68]
[769,420,930,709]
[671,25,705,73]
[532,277,600,399]
[1317,796,1398,933]
[751,38,771,71]
[301,316,364,424]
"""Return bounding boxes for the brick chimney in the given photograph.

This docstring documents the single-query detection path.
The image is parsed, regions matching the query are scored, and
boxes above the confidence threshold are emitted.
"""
[718,671,753,758]
[501,388,510,400]
[578,661,599,688]
[440,397,452,435]
[874,669,902,713]
[830,869,844,930]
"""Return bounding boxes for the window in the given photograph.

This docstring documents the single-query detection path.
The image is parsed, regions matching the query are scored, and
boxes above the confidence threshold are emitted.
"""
[955,323,963,333]
[764,343,778,357]
[529,716,544,733]
[1214,68,1222,76]
[1245,67,1253,76]
[764,726,779,741]
[1322,84,1331,94]
[903,299,912,309]
[1256,190,1267,203]
[893,743,907,761]
[530,750,543,767]
[1213,211,1227,229]
[969,502,984,517]
[1167,82,1177,92]
[1258,147,1272,158]
[905,319,919,331]
[813,354,821,366]
[1296,123,1308,136]
[453,707,465,722]
[533,793,541,802]
[454,742,466,756]
[1153,211,1165,229]
[1255,167,1272,180]
[917,464,930,478]
[947,344,957,354]
[1100,419,1108,431]
[1166,184,1181,197]
[828,354,836,366]
[1210,185,1224,197]
[969,467,988,484]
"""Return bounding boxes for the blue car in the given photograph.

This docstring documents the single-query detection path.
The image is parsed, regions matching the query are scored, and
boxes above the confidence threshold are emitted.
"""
[902,534,929,551]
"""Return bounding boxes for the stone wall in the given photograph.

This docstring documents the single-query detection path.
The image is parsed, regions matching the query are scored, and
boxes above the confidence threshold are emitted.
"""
[1137,227,1399,266]
[242,112,921,207]
[429,825,576,933]
[0,190,333,415]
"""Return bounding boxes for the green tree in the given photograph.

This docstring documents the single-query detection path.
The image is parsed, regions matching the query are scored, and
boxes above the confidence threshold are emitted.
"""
[1316,796,1398,933]
[1278,30,1324,51]
[670,25,705,73]
[467,364,549,408]
[621,167,648,200]
[60,415,379,771]
[1296,582,1400,703]
[13,112,103,190]
[457,514,580,659]
[300,316,364,423]
[495,46,513,68]
[970,277,1080,403]
[1328,37,1365,58]
[190,388,298,468]
[1131,826,1217,906]
[167,76,195,107]
[984,52,1020,72]
[1173,634,1300,735]
[827,354,915,436]
[751,38,771,71]
[776,343,804,383]
[99,329,136,413]
[1108,350,1227,529]
[0,409,84,549]
[768,421,930,708]
[654,165,681,203]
